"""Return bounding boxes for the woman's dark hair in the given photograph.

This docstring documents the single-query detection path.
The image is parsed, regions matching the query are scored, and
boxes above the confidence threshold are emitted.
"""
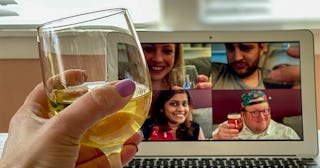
[151,89,194,140]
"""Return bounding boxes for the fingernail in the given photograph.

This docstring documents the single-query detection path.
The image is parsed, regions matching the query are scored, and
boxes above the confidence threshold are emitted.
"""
[114,79,135,97]
[138,130,145,140]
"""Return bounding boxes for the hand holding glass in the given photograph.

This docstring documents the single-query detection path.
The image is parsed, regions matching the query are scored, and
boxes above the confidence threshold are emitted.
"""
[262,67,295,89]
[262,45,299,89]
[37,8,152,167]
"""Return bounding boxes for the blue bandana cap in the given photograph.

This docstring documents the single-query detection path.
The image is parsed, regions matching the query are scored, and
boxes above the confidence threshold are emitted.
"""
[241,90,270,109]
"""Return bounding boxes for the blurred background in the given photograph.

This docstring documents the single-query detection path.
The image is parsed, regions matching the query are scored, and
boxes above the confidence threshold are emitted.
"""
[1,0,320,30]
[2,0,320,49]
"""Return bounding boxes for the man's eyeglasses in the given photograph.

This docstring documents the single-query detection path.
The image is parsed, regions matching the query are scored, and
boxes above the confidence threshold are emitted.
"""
[245,108,271,117]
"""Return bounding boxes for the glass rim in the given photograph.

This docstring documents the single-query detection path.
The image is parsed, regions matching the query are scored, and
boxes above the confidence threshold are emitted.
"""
[37,8,128,31]
[172,65,197,70]
[227,113,241,118]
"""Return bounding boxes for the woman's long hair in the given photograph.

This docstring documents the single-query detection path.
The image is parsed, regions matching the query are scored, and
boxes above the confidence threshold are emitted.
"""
[150,89,194,140]
[162,43,185,89]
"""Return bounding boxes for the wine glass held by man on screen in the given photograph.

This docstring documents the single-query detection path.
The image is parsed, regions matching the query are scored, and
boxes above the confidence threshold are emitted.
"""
[37,8,152,168]
[269,46,300,88]
[262,46,301,89]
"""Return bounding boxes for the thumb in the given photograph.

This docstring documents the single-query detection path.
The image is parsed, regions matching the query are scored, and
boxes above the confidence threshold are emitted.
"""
[49,79,136,138]
[286,46,300,58]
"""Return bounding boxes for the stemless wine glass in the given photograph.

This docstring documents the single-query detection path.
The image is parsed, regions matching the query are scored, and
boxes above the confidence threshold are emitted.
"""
[169,65,199,89]
[261,43,300,89]
[37,8,152,167]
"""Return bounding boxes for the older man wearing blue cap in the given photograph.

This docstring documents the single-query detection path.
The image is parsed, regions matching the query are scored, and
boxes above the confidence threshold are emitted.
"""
[212,90,300,140]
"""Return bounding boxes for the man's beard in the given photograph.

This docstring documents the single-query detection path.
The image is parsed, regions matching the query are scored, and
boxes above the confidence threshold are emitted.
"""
[229,60,259,79]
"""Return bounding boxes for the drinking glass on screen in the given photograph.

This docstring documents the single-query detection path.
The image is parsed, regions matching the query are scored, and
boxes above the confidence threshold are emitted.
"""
[37,8,152,167]
[227,113,243,131]
[262,66,296,89]
[170,65,199,89]
[262,43,299,89]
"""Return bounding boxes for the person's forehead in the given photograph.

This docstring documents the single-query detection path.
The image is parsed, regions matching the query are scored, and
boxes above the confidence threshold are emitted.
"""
[245,102,269,110]
[168,93,188,101]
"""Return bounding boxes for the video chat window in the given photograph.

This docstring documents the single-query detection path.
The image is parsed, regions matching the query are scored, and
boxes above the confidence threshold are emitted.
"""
[141,42,303,141]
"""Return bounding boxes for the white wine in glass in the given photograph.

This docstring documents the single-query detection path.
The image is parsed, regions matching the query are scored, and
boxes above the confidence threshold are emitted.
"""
[37,8,152,168]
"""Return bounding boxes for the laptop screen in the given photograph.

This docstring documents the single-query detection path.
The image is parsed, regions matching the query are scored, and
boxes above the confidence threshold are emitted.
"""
[136,30,318,156]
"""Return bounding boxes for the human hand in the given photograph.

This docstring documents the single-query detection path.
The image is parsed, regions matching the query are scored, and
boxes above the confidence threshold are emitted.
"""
[269,46,300,85]
[195,74,212,89]
[212,123,239,140]
[286,46,300,58]
[0,79,140,168]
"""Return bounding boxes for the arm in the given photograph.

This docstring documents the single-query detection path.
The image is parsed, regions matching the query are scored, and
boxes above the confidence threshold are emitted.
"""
[198,127,206,140]
[212,122,240,140]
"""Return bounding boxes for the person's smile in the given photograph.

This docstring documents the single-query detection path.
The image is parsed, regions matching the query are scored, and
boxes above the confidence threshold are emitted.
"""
[171,111,186,118]
[149,65,165,73]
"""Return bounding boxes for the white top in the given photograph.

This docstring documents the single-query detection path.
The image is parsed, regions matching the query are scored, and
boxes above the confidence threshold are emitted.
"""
[213,119,300,140]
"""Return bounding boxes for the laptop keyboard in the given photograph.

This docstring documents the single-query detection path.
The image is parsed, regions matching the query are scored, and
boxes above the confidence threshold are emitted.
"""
[124,157,318,168]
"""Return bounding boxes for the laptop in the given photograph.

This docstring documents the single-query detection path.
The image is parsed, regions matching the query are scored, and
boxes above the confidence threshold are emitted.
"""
[126,30,319,167]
